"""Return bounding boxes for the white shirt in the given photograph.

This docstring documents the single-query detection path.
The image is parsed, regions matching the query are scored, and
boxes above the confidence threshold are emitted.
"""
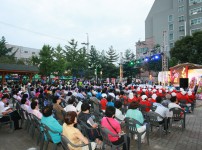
[0,101,5,117]
[64,104,77,112]
[168,103,181,109]
[154,103,169,121]
[115,108,125,121]
[21,104,32,113]
[31,109,42,119]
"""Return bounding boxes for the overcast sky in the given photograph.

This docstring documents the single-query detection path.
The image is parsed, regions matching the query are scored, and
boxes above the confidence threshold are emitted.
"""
[0,0,155,54]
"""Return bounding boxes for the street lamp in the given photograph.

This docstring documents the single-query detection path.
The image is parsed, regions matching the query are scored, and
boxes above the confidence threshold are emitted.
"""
[81,33,89,54]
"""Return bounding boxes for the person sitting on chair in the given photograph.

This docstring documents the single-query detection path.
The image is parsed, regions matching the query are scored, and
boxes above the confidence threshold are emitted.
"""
[125,102,146,142]
[41,105,62,144]
[77,102,102,146]
[62,111,96,150]
[0,95,22,130]
[101,106,130,150]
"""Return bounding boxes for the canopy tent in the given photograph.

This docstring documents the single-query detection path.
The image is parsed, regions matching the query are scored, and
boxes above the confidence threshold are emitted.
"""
[170,63,202,70]
[0,63,38,86]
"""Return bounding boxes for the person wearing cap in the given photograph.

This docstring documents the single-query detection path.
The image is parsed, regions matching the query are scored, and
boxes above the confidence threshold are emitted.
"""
[139,95,151,112]
[100,93,108,111]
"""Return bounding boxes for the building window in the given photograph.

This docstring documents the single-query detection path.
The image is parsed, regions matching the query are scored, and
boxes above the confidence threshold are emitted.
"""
[24,51,28,53]
[189,0,202,6]
[179,25,185,32]
[178,16,185,22]
[190,17,202,25]
[170,43,174,49]
[191,28,202,34]
[178,6,184,12]
[190,7,202,15]
[169,24,174,31]
[32,52,36,54]
[168,15,173,22]
[169,33,174,41]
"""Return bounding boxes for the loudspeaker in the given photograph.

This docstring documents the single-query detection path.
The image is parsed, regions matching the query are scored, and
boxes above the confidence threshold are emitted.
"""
[180,78,189,89]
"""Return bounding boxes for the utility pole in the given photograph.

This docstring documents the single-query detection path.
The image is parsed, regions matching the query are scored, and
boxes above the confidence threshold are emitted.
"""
[86,33,89,54]
[81,33,90,54]
[119,52,123,83]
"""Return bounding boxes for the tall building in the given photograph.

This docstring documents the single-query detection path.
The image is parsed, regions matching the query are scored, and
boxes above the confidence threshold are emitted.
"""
[136,0,202,59]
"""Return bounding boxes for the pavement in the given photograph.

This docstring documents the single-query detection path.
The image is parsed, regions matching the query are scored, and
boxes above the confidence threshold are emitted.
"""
[1,100,202,150]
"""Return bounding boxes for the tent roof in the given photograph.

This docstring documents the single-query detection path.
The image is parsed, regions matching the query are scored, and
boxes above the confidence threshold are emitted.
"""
[0,63,38,74]
[170,63,202,70]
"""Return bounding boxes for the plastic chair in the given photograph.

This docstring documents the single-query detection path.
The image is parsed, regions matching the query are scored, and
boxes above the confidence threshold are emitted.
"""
[41,123,61,150]
[169,107,186,130]
[61,134,92,150]
[146,111,167,137]
[0,114,14,132]
[100,126,129,150]
[125,117,149,150]
[32,115,44,147]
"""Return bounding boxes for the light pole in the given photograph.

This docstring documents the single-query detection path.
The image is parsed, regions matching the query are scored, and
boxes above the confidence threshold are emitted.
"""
[100,70,103,84]
[81,33,90,54]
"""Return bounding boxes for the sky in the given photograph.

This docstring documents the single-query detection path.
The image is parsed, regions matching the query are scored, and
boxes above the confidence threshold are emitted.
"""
[0,0,155,54]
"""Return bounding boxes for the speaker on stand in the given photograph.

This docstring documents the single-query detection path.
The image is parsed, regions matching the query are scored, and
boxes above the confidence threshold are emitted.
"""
[179,78,189,90]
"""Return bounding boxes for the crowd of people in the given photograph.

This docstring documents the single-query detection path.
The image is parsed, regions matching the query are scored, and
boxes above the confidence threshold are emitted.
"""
[0,81,196,149]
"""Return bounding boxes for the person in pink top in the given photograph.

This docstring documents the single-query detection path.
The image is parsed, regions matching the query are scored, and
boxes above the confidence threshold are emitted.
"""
[101,106,130,150]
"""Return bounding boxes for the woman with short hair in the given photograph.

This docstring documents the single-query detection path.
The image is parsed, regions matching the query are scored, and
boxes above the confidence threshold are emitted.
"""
[41,105,62,144]
[101,106,130,150]
[125,102,146,142]
[62,111,96,150]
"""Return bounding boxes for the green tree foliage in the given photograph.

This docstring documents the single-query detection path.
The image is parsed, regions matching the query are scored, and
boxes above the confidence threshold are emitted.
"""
[38,45,54,76]
[64,39,88,77]
[122,49,138,78]
[52,45,67,76]
[106,46,119,63]
[0,36,17,64]
[170,31,202,65]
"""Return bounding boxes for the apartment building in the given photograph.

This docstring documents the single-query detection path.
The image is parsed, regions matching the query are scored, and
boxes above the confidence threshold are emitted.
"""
[136,0,202,59]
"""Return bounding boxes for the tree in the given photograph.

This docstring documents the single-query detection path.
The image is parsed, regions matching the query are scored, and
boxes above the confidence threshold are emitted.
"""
[38,45,54,76]
[106,46,119,63]
[0,36,17,64]
[52,45,67,76]
[64,39,88,77]
[170,31,202,65]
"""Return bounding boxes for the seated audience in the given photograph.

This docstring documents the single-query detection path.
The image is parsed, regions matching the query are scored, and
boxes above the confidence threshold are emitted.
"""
[53,96,64,121]
[101,106,130,150]
[62,111,96,150]
[30,101,42,119]
[41,105,62,143]
[125,102,146,142]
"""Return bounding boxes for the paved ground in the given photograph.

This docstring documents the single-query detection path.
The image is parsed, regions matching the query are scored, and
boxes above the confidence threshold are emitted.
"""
[1,100,202,150]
